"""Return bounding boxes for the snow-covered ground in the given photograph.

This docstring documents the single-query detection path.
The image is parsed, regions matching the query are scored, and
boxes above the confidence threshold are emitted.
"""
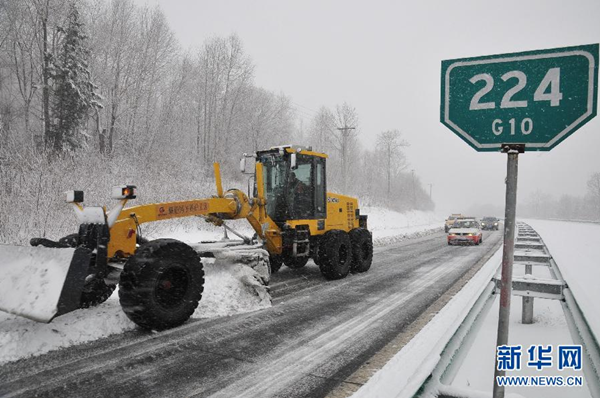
[0,207,442,365]
[352,219,599,398]
[362,206,444,246]
[524,219,600,341]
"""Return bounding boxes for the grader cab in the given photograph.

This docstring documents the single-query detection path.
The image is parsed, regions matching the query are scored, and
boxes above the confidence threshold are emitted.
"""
[0,145,372,330]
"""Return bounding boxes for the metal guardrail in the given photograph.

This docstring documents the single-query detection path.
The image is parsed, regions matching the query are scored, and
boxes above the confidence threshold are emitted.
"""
[418,222,600,398]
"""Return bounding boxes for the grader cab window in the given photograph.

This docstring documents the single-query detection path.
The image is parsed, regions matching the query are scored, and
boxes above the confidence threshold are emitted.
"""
[259,152,325,221]
[260,155,289,221]
[287,158,313,219]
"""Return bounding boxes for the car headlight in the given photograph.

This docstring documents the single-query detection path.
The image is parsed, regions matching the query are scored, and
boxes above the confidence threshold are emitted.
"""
[494,222,498,225]
[467,233,474,236]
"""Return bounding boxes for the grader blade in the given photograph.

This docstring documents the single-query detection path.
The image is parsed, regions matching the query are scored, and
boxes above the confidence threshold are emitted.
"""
[0,244,92,322]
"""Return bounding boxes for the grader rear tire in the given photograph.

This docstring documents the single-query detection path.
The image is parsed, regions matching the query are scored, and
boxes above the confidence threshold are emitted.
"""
[349,228,373,273]
[119,239,204,331]
[319,230,352,280]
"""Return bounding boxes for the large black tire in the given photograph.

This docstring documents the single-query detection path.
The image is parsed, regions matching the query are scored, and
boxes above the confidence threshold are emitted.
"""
[80,277,116,308]
[312,243,324,267]
[349,228,373,273]
[270,255,283,274]
[284,256,309,269]
[319,230,352,280]
[118,239,204,331]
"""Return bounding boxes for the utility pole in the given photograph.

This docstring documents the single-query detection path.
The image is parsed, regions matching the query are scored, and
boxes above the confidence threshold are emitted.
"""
[428,183,433,199]
[337,125,355,192]
[411,169,416,207]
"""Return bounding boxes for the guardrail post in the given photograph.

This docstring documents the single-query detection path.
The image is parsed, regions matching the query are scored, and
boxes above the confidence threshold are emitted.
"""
[522,263,534,324]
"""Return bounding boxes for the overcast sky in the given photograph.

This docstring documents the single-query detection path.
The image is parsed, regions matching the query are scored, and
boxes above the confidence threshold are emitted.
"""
[138,0,600,215]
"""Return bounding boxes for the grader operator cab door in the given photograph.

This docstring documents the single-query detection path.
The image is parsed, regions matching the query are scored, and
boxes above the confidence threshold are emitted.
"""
[259,150,326,222]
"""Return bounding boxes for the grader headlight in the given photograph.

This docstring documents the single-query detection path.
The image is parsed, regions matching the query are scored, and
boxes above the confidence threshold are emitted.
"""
[112,185,137,200]
[65,190,84,203]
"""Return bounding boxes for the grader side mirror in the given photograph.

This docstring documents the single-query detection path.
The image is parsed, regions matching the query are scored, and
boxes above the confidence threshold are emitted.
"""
[240,155,256,174]
[291,153,297,170]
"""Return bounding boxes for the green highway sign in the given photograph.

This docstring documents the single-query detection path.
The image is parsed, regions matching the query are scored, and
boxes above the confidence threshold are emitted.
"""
[441,44,598,151]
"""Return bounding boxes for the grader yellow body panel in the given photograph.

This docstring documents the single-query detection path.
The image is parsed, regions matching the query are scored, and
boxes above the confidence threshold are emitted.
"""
[286,193,360,236]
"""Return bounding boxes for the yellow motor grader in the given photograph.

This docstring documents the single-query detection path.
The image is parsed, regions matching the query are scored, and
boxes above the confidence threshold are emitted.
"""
[0,145,372,330]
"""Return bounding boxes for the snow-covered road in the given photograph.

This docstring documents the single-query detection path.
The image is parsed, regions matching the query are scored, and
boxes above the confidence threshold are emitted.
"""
[351,219,600,398]
[0,230,502,398]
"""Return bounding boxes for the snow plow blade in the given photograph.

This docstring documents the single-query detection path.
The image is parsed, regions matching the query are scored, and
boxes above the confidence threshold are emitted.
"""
[0,244,92,323]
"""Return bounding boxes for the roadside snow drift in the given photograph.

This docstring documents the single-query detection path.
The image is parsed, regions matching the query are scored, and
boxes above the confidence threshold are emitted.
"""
[0,252,271,365]
[362,206,443,245]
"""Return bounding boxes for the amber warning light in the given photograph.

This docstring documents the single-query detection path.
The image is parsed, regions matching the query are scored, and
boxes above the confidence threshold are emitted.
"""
[112,185,137,200]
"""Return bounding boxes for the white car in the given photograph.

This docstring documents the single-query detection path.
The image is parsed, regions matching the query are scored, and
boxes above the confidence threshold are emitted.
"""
[447,219,483,246]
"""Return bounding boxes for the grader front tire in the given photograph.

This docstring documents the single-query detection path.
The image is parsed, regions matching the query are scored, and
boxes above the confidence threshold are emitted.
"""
[119,239,204,331]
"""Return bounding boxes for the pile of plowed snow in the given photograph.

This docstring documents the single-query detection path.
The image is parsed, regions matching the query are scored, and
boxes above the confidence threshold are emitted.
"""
[0,255,270,365]
[363,206,443,245]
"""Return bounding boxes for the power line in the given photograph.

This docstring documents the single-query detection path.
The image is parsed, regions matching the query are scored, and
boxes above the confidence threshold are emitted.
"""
[291,101,319,115]
[290,106,316,119]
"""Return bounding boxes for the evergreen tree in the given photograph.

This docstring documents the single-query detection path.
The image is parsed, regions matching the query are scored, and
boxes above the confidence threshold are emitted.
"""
[50,1,102,152]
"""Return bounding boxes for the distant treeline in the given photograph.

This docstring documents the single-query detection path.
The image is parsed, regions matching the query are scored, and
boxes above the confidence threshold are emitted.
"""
[0,0,432,243]
[518,172,600,222]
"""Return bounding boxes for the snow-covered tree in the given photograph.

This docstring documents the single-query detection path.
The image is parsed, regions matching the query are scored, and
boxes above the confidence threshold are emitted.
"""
[376,130,409,198]
[330,102,359,192]
[50,1,101,151]
[587,172,600,219]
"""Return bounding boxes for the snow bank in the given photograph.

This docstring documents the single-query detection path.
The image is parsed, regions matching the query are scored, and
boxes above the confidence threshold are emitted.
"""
[0,253,270,366]
[195,259,271,318]
[362,206,444,245]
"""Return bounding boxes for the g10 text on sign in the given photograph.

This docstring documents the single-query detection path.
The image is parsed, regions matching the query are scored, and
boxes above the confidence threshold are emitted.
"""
[441,44,598,152]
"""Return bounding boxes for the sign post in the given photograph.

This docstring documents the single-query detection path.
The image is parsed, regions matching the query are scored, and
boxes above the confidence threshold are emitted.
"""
[440,44,598,398]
